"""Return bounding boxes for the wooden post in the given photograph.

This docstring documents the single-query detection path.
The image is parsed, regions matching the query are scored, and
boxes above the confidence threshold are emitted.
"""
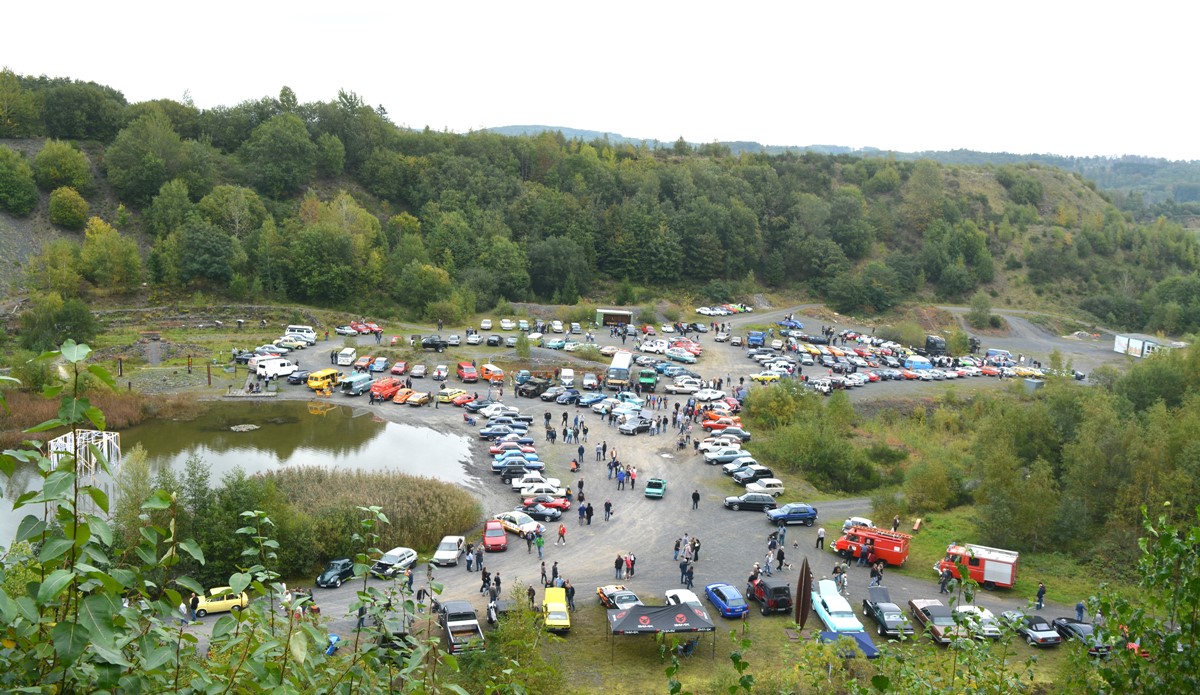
[207,363,212,386]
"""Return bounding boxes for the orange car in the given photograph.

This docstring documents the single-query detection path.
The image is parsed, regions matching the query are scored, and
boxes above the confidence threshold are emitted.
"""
[391,388,415,404]
[354,355,374,371]
[370,377,402,401]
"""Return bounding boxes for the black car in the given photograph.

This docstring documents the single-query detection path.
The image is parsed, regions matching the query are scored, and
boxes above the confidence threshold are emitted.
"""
[540,386,567,401]
[732,465,774,485]
[287,369,312,385]
[556,389,582,405]
[233,350,255,364]
[721,427,752,442]
[862,586,915,638]
[745,577,791,615]
[688,323,709,333]
[315,558,355,588]
[1051,617,1111,657]
[723,493,778,512]
[517,503,562,521]
[487,334,502,347]
[618,416,653,435]
[464,398,498,413]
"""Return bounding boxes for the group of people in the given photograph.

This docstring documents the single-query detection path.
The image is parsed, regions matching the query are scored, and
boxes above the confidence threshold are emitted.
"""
[675,536,701,589]
[614,552,638,579]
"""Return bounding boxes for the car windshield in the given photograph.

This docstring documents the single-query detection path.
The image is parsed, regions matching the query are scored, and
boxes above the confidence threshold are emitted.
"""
[438,541,458,551]
[547,610,569,621]
[1031,621,1052,631]
[381,552,401,563]
[486,527,505,537]
[932,615,955,626]
[727,595,745,607]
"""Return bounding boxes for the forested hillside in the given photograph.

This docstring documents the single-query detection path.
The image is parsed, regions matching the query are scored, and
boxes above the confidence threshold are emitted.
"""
[3,70,1200,336]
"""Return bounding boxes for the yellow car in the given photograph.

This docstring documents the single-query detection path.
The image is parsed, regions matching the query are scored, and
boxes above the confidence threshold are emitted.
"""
[195,587,248,617]
[542,587,571,633]
[407,392,431,406]
[437,388,466,403]
[750,371,781,383]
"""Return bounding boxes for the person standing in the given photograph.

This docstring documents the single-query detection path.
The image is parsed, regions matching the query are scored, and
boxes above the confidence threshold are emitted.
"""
[189,592,199,621]
[1036,582,1046,610]
[614,555,624,579]
[1075,601,1085,623]
[761,551,774,576]
[604,499,612,521]
[466,546,475,572]
[596,443,603,461]
[586,503,594,525]
[527,584,536,609]
[551,561,559,584]
[679,559,689,584]
[578,504,586,525]
[684,564,695,590]
[629,467,637,490]
[692,537,701,561]
[556,523,567,546]
[777,523,787,547]
[493,573,502,597]
[674,538,682,561]
[892,515,901,533]
[480,568,491,594]
[691,489,700,510]
[938,568,952,594]
[869,563,882,588]
[776,546,786,571]
[474,547,483,572]
[535,533,544,559]
[565,580,576,611]
[540,562,548,586]
[816,527,825,549]
[525,531,534,554]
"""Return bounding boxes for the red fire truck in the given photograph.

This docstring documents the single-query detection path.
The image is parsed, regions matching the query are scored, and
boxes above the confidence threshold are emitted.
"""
[934,543,1020,590]
[832,527,911,566]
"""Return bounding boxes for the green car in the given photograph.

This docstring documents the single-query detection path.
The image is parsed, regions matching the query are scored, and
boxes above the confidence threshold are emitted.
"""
[645,478,667,499]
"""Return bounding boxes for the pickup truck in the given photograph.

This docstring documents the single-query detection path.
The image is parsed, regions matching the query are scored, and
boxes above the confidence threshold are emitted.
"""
[438,600,485,654]
[421,335,450,352]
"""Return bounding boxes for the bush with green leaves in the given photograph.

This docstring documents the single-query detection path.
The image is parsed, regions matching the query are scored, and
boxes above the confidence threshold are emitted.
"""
[49,186,89,229]
[0,144,38,216]
[33,139,92,192]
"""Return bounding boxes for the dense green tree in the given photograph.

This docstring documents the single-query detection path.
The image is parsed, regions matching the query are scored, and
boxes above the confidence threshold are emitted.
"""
[901,160,947,233]
[527,236,590,300]
[287,225,355,302]
[144,179,192,237]
[967,291,993,328]
[196,185,268,238]
[40,80,126,141]
[174,214,237,287]
[0,144,38,215]
[315,132,345,177]
[478,235,531,301]
[240,113,317,197]
[123,98,202,139]
[0,68,38,137]
[48,186,88,229]
[394,261,452,314]
[78,216,141,291]
[105,111,215,206]
[18,292,98,351]
[827,186,873,259]
[32,139,91,192]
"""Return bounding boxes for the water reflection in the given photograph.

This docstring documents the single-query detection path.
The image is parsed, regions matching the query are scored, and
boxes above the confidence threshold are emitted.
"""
[1,400,475,544]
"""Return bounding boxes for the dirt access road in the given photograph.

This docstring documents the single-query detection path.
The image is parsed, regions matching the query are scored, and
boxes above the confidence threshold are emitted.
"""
[181,302,1098,657]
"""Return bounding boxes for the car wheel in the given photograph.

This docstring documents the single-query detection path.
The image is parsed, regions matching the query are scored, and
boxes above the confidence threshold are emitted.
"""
[982,581,996,590]
[761,605,768,616]
[1027,635,1035,646]
[334,579,342,588]
[196,609,208,618]
[805,519,814,527]
[730,504,739,511]
[231,604,243,612]
[879,624,885,636]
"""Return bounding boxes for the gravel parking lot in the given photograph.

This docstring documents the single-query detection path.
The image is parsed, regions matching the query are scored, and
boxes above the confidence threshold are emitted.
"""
[189,304,1115,648]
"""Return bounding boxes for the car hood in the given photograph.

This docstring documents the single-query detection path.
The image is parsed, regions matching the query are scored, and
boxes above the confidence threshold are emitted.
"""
[317,569,344,584]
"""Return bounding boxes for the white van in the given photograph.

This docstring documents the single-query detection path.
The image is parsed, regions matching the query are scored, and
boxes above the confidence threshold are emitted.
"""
[559,368,575,388]
[285,325,317,344]
[337,347,357,366]
[256,358,298,379]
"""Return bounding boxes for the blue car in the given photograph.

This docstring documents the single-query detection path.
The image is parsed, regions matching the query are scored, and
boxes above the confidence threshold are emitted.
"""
[766,503,819,526]
[556,389,581,405]
[545,339,566,350]
[493,450,540,463]
[578,392,607,407]
[705,582,749,619]
[479,425,521,439]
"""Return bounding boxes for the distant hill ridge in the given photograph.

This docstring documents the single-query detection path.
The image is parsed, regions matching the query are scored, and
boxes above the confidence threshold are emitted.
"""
[485,125,1200,205]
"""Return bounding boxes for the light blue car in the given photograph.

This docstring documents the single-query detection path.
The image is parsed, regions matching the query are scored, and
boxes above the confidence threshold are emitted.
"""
[614,392,644,407]
[494,450,540,463]
[545,339,566,350]
[811,579,865,633]
[578,392,607,406]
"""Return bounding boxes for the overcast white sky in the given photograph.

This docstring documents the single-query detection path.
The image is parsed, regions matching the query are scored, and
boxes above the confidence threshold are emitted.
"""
[4,1,1197,160]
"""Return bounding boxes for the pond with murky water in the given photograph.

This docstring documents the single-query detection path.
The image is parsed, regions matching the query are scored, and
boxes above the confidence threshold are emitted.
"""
[1,401,474,544]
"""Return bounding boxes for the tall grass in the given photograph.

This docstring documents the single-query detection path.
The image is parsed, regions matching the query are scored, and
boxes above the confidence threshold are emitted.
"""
[0,391,201,447]
[262,467,481,556]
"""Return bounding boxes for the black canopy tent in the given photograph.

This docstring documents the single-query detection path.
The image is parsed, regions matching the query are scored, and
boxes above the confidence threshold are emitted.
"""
[606,605,717,660]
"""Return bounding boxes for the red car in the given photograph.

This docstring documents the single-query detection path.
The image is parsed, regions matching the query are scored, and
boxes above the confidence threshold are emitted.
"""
[522,494,570,511]
[864,371,881,382]
[980,365,1000,376]
[641,325,656,335]
[489,441,537,455]
[482,520,508,552]
[452,392,477,407]
[364,322,381,333]
[349,321,370,334]
[702,417,741,432]
[390,361,409,376]
[900,369,919,380]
